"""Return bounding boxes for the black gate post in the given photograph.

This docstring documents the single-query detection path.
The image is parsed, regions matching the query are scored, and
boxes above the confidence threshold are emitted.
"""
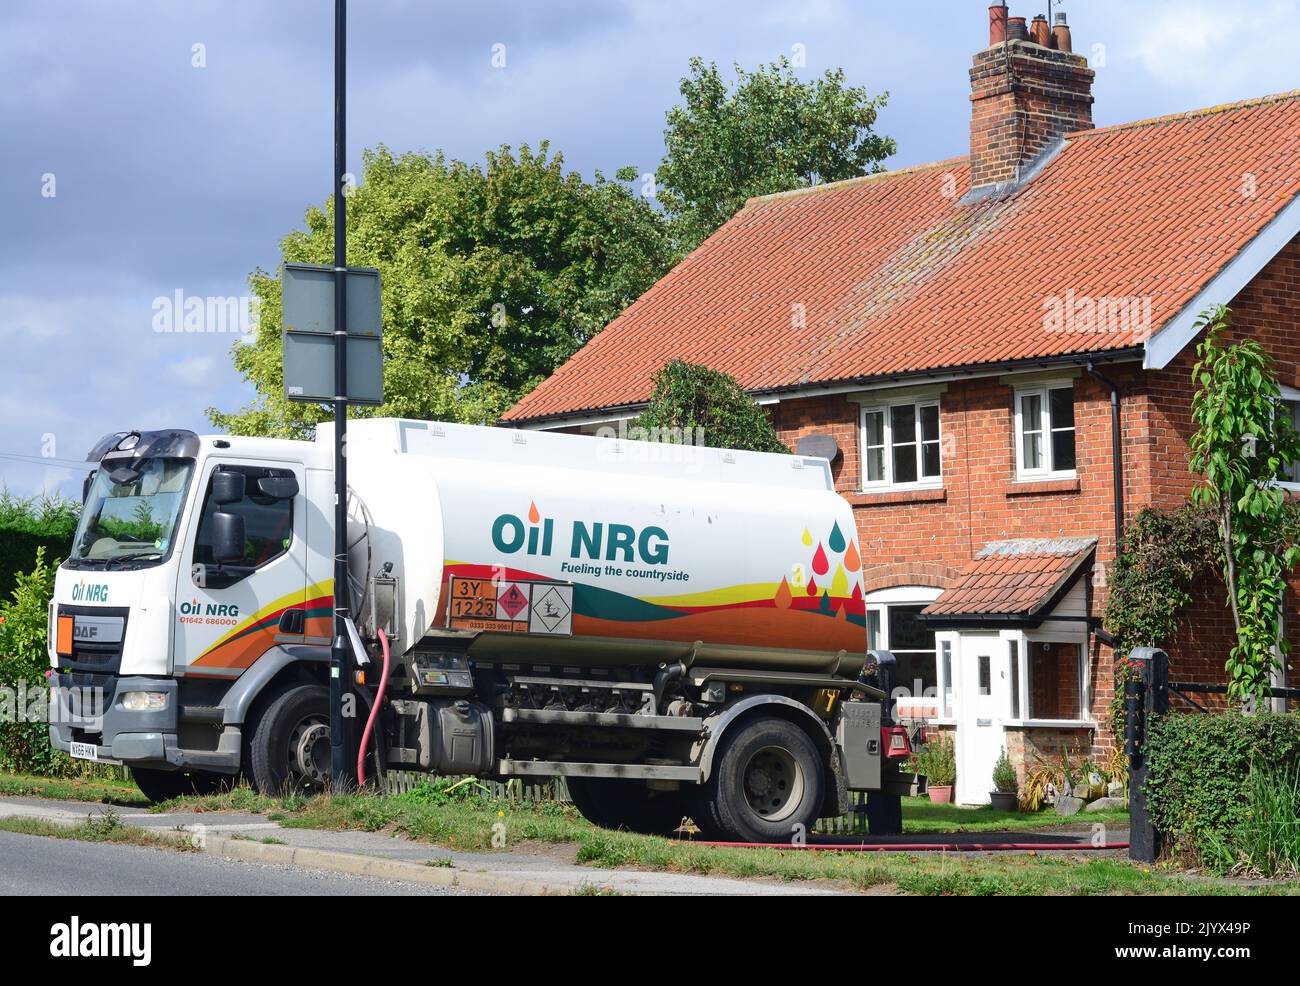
[1126,646,1168,863]
[864,650,903,836]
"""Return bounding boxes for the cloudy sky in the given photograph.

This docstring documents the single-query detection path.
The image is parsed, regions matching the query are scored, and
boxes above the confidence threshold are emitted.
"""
[4,0,1298,497]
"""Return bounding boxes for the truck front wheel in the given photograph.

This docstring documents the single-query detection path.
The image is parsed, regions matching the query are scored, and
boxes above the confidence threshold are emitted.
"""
[701,717,824,843]
[566,777,687,837]
[248,684,331,796]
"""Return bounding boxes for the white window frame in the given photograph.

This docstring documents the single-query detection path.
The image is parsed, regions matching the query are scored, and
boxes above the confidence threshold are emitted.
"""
[999,629,1093,727]
[1276,386,1300,491]
[867,586,943,717]
[858,397,943,491]
[1014,381,1077,481]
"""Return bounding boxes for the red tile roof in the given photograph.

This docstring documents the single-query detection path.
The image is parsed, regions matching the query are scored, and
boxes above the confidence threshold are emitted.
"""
[922,538,1096,622]
[505,91,1300,422]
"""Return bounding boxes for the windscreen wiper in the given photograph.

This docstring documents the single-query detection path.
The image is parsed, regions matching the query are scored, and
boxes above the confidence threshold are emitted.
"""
[103,552,162,569]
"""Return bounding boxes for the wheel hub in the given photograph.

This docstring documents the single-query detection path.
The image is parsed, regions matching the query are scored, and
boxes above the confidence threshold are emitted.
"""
[290,720,331,786]
[743,745,806,823]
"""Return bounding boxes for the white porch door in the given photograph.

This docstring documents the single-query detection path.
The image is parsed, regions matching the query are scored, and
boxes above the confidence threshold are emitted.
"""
[955,634,1009,805]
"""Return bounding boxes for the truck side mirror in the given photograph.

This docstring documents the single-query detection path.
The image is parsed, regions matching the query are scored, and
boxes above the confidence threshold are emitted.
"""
[211,511,246,565]
[211,470,245,506]
[256,475,299,500]
[82,470,96,504]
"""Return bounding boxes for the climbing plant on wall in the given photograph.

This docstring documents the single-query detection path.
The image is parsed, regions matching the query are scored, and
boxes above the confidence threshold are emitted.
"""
[1189,305,1300,703]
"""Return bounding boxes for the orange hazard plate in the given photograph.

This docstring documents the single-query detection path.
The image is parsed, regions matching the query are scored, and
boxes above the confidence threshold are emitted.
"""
[447,576,528,633]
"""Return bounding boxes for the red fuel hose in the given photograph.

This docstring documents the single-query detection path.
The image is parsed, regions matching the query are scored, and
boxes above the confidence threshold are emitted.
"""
[356,627,392,786]
[683,839,1128,852]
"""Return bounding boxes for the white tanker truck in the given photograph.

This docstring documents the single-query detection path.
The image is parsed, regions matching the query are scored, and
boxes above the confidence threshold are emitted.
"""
[48,419,915,841]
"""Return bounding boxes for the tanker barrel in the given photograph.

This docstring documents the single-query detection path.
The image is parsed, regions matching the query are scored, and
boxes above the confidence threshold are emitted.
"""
[865,650,897,722]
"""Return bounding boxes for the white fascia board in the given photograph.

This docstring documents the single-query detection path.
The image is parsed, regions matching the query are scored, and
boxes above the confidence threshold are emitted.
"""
[1145,191,1300,370]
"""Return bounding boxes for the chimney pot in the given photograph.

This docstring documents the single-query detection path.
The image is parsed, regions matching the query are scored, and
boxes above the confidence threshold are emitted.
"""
[1030,14,1050,47]
[1053,13,1073,53]
[1006,16,1029,41]
[988,3,1008,46]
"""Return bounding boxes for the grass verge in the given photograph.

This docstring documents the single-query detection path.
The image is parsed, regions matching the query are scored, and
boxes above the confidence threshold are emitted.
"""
[0,810,195,851]
[167,780,1284,895]
[0,771,147,806]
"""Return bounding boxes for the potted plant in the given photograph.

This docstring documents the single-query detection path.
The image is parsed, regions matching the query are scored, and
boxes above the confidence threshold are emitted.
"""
[912,733,956,804]
[989,748,1018,812]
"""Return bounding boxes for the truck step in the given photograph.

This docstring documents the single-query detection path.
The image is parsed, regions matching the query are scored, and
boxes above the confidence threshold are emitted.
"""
[500,707,703,732]
[497,759,702,781]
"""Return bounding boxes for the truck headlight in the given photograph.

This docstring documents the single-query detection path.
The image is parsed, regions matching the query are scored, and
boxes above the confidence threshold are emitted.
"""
[121,691,168,712]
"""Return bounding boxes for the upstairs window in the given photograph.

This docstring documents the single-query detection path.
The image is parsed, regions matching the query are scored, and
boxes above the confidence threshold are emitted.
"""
[1015,383,1076,479]
[860,399,942,489]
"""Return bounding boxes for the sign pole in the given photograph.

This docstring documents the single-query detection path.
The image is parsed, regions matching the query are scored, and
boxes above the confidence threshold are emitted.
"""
[330,0,352,788]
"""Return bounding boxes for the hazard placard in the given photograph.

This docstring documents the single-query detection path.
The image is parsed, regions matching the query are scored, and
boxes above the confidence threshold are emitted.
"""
[446,576,573,636]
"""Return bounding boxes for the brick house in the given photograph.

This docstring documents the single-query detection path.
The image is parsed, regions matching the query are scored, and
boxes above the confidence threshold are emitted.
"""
[502,7,1300,803]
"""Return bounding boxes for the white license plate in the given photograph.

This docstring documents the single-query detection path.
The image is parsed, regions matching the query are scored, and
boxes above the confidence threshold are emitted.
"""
[70,741,98,762]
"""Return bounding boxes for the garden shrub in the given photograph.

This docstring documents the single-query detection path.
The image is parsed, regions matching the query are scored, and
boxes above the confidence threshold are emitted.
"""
[1145,710,1300,868]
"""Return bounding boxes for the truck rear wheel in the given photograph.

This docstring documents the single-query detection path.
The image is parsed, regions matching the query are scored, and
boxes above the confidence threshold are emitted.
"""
[248,684,331,796]
[566,777,687,837]
[701,717,824,843]
[130,767,229,804]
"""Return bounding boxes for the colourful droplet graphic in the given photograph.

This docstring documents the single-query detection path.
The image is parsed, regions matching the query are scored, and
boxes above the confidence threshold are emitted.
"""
[801,527,813,547]
[819,591,834,615]
[774,576,793,610]
[811,542,829,575]
[852,582,863,602]
[806,577,818,597]
[831,563,848,597]
[844,540,861,572]
[828,521,846,554]
[527,501,540,524]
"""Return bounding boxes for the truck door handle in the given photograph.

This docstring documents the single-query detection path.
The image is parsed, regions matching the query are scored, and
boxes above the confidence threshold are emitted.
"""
[278,609,305,635]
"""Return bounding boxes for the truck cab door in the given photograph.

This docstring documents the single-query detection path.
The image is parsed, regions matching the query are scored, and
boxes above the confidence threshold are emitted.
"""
[174,459,310,679]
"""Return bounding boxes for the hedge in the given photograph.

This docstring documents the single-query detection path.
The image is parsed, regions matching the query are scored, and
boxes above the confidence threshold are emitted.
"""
[0,529,70,599]
[1145,710,1300,862]
[0,493,79,599]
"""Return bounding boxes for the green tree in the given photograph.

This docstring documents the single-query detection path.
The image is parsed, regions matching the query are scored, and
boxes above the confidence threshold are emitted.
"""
[210,143,673,437]
[1188,305,1300,703]
[655,56,895,254]
[632,359,787,454]
[0,548,59,774]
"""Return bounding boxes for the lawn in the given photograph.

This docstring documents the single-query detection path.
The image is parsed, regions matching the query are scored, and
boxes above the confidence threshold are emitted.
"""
[895,797,1129,834]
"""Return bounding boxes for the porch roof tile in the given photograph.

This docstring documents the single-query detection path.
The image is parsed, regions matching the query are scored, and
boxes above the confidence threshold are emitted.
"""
[922,538,1096,620]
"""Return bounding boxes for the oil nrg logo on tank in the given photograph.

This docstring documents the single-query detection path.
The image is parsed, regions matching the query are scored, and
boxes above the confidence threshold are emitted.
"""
[492,501,670,565]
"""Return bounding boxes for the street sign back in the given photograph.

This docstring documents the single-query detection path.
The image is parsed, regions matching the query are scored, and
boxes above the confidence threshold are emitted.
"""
[281,262,381,336]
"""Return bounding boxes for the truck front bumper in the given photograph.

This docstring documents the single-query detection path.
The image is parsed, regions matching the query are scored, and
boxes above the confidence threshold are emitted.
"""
[49,673,240,773]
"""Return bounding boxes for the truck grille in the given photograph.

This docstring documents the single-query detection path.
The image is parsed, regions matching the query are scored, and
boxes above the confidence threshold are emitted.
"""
[57,605,130,675]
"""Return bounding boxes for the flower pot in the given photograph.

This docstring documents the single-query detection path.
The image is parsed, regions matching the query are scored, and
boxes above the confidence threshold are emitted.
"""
[989,790,1019,812]
[927,785,953,805]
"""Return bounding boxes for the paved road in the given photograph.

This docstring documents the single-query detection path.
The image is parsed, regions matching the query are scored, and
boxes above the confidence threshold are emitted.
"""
[0,830,485,896]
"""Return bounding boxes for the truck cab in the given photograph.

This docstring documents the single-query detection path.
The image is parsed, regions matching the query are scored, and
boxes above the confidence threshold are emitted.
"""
[49,428,330,800]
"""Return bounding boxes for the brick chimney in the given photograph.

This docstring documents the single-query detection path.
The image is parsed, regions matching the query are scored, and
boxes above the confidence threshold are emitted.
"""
[969,5,1094,189]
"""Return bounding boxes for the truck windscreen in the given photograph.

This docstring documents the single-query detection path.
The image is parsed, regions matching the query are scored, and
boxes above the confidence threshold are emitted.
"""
[67,458,194,569]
